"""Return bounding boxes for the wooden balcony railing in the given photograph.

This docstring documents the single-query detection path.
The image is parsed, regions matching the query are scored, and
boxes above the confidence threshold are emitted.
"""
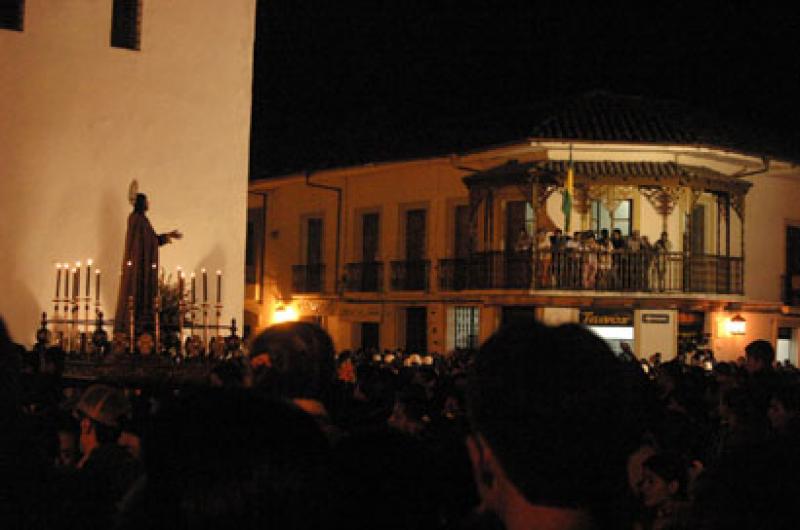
[439,250,743,294]
[391,260,430,291]
[344,262,384,292]
[292,264,325,293]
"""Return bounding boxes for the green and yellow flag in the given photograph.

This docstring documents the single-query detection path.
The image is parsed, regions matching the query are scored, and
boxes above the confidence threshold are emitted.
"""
[562,162,574,232]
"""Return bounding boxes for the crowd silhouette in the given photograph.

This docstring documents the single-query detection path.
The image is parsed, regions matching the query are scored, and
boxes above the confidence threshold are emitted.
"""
[2,316,800,529]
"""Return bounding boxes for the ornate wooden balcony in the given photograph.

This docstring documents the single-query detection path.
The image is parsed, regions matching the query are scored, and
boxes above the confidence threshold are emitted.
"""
[344,262,384,292]
[439,250,743,295]
[292,264,325,293]
[391,260,430,291]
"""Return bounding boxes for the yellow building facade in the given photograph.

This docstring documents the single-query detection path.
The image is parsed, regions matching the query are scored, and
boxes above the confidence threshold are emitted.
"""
[248,95,800,363]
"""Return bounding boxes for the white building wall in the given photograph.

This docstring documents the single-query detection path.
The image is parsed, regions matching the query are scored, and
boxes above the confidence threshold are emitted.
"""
[744,174,800,303]
[0,1,256,345]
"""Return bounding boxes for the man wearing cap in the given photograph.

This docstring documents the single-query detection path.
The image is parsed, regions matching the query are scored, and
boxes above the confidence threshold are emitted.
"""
[74,384,142,516]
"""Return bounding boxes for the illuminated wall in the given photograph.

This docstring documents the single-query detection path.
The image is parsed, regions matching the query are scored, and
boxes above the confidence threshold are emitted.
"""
[0,1,256,345]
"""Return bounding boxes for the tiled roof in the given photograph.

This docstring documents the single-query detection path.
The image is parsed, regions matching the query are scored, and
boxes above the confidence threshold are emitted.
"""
[528,92,786,160]
[542,160,688,179]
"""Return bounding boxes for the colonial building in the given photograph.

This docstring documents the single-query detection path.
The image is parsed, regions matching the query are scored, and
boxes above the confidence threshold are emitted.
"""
[247,93,800,362]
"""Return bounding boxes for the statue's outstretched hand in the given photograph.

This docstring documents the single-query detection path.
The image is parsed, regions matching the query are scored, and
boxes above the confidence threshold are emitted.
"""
[168,230,183,241]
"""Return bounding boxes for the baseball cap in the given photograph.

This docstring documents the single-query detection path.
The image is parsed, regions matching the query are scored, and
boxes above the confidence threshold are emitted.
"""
[75,384,131,428]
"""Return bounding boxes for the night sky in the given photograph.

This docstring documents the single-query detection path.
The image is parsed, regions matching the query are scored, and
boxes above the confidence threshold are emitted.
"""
[249,3,800,177]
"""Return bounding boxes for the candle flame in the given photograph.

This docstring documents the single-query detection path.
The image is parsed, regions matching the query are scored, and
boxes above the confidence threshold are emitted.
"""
[151,263,157,269]
[56,262,61,269]
[216,270,222,275]
[201,268,207,273]
[191,272,196,278]
[87,259,93,266]
[76,261,81,267]
[126,260,132,267]
[177,265,182,271]
[96,269,101,274]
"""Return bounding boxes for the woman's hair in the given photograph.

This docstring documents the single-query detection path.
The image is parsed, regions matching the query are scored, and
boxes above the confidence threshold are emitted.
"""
[133,193,148,213]
[249,321,336,401]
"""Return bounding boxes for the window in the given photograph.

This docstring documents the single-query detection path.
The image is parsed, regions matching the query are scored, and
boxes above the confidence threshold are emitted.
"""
[0,0,24,31]
[591,199,632,236]
[454,204,471,258]
[111,0,141,50]
[454,307,479,350]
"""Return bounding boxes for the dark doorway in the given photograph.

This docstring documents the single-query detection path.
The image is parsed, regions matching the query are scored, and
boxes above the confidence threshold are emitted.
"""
[405,209,427,290]
[305,217,323,291]
[691,205,705,255]
[361,322,380,352]
[786,226,800,305]
[362,213,380,291]
[405,307,427,353]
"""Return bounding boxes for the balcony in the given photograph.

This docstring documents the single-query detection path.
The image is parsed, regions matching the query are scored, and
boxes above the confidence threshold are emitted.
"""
[391,260,430,291]
[345,262,384,292]
[292,264,325,293]
[439,250,743,295]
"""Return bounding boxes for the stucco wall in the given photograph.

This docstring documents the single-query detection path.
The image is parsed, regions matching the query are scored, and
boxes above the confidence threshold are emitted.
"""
[744,174,800,303]
[0,1,256,345]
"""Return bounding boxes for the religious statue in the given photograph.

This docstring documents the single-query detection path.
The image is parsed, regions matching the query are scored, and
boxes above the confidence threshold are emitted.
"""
[113,186,182,336]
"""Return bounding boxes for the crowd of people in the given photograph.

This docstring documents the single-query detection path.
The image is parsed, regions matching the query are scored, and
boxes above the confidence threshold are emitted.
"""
[513,227,674,291]
[2,315,800,529]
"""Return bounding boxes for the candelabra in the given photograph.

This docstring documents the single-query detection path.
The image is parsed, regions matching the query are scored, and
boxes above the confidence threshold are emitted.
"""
[214,302,223,358]
[70,296,79,353]
[128,295,135,354]
[177,295,186,357]
[153,295,161,355]
[52,297,63,347]
[202,302,210,356]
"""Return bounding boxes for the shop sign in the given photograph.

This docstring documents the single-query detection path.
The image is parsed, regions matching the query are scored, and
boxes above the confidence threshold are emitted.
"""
[338,303,383,322]
[294,299,334,316]
[579,309,633,326]
[642,313,670,324]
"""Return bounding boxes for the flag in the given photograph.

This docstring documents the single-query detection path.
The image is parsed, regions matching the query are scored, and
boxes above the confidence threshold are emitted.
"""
[562,162,574,232]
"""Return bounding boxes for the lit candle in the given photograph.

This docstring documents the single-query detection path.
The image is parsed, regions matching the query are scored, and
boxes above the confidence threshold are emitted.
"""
[55,263,62,298]
[190,272,196,304]
[152,263,158,297]
[202,269,208,303]
[177,267,184,301]
[64,265,70,301]
[74,261,81,299]
[71,268,77,300]
[85,259,92,298]
[95,269,101,302]
[216,270,222,303]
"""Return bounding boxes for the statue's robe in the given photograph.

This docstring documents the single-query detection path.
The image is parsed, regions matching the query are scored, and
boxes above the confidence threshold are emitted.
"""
[113,212,167,334]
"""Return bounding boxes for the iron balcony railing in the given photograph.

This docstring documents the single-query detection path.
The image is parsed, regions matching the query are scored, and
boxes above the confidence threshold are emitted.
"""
[291,264,325,293]
[344,262,384,292]
[439,250,743,294]
[391,260,430,291]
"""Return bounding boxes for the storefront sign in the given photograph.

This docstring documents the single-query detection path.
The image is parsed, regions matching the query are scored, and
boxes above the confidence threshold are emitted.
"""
[338,303,383,322]
[642,313,670,324]
[294,298,334,316]
[579,309,633,326]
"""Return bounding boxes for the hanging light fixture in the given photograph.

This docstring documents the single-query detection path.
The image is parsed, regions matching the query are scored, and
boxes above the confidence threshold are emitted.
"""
[727,314,746,335]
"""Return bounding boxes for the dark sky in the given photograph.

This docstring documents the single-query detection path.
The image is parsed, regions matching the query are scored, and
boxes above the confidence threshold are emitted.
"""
[249,2,800,177]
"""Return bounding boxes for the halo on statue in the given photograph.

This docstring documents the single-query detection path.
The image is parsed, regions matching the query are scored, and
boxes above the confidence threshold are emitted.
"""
[128,180,139,206]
